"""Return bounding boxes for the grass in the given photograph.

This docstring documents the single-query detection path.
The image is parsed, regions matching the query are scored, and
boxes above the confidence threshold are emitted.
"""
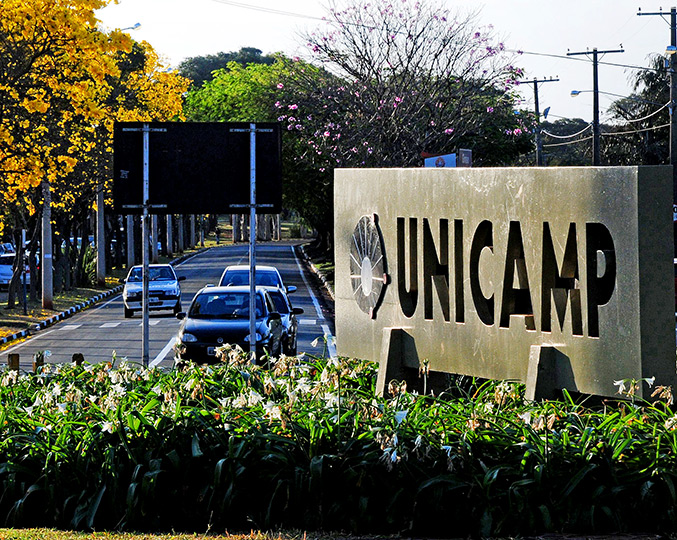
[0,285,116,341]
[0,530,325,540]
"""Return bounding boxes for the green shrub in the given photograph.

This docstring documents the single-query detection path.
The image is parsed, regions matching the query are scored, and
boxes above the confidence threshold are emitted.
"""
[0,351,676,537]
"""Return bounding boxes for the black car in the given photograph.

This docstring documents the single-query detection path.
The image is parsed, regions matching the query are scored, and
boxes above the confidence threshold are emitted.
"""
[261,285,304,355]
[176,285,283,362]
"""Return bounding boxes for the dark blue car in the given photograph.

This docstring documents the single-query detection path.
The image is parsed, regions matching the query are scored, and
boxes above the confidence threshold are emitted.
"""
[176,285,283,362]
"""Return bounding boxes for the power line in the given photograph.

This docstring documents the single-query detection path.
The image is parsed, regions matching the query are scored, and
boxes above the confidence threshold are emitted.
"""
[543,135,593,148]
[614,103,669,124]
[601,123,670,136]
[507,49,663,74]
[209,0,325,21]
[542,124,592,139]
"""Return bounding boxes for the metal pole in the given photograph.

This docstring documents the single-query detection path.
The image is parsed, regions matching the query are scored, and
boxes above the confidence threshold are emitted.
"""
[249,123,257,361]
[41,181,53,310]
[142,123,150,368]
[96,186,106,285]
[166,214,173,256]
[592,48,601,166]
[126,215,134,267]
[671,8,677,202]
[566,47,622,166]
[152,215,159,263]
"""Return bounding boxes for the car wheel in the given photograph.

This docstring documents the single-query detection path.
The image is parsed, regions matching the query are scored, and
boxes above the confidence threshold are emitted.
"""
[283,335,297,356]
[124,306,133,318]
[173,301,181,315]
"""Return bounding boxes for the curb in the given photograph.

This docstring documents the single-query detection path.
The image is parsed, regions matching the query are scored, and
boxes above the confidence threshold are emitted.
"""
[0,285,124,347]
[297,244,334,301]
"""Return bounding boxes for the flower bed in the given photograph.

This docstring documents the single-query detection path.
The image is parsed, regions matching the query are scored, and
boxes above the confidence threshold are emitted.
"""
[1,348,676,537]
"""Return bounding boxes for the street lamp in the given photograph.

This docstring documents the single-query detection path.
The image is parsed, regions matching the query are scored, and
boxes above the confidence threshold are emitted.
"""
[567,47,624,165]
[571,89,664,105]
[120,23,141,31]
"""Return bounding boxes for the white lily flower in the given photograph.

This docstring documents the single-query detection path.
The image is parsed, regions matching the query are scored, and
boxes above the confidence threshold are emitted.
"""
[247,390,264,406]
[613,380,627,394]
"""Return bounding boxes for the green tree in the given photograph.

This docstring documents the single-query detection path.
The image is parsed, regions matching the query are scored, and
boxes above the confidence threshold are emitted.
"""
[186,0,535,251]
[539,118,592,166]
[178,47,275,89]
[603,55,669,165]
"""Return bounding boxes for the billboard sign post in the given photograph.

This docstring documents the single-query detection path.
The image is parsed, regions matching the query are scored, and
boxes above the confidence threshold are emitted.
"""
[229,124,275,360]
[120,123,167,367]
[114,122,281,365]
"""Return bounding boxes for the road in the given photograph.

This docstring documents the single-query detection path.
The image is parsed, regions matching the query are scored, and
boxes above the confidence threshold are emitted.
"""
[0,243,336,370]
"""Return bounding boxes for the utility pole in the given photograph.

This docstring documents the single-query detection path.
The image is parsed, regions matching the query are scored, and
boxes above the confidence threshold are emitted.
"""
[638,7,677,201]
[567,47,624,165]
[529,76,559,166]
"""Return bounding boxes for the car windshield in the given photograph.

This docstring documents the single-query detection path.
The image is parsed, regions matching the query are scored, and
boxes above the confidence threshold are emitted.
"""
[222,269,282,288]
[189,292,263,319]
[127,267,175,282]
[267,290,290,314]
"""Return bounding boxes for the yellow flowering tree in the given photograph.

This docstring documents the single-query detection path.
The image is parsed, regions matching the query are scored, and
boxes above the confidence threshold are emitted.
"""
[0,0,189,300]
[50,40,189,288]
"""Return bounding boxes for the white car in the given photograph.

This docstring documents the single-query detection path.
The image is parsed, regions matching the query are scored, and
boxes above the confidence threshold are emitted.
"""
[218,264,296,293]
[122,264,185,318]
[0,253,30,289]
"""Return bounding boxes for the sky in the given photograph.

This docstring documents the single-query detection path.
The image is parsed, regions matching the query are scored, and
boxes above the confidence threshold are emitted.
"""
[96,0,675,123]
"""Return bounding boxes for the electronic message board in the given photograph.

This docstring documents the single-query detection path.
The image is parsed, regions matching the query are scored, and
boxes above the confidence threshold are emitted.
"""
[113,122,281,214]
[334,166,675,399]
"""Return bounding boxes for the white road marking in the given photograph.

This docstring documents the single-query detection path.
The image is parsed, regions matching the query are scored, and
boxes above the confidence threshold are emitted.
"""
[321,323,338,359]
[291,246,325,320]
[138,320,161,326]
[101,322,120,328]
[60,324,82,331]
[299,318,317,325]
[150,336,176,368]
[290,246,337,359]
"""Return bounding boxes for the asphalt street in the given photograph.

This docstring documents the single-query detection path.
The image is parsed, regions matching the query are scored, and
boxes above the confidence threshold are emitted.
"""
[0,243,336,370]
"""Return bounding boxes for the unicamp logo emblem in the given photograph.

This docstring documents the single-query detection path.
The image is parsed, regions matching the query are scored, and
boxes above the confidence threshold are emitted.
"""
[350,214,388,318]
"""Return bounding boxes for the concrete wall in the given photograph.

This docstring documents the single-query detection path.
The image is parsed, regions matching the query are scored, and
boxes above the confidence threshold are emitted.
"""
[334,166,675,398]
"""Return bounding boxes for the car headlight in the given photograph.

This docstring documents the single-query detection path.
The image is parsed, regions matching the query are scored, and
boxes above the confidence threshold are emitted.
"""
[180,332,198,343]
[167,286,180,296]
[244,333,263,343]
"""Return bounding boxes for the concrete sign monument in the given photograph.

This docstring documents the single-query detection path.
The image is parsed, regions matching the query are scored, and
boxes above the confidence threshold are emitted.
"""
[335,166,675,399]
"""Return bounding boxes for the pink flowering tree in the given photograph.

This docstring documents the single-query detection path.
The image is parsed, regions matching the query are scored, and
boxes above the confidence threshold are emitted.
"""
[280,0,533,170]
[186,0,535,250]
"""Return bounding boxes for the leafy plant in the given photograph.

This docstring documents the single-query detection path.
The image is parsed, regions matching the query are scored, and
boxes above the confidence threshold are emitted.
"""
[1,352,677,537]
